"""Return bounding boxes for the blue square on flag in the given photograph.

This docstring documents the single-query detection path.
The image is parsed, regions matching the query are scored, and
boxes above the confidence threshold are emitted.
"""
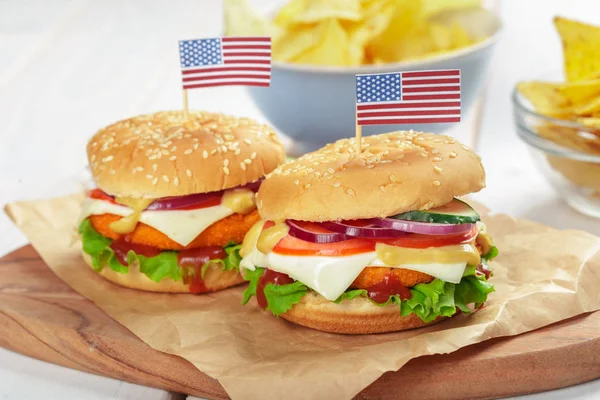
[355,69,461,126]
[178,36,272,89]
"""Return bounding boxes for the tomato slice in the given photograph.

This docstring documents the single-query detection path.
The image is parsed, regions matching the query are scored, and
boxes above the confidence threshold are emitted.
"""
[88,188,116,204]
[272,222,478,256]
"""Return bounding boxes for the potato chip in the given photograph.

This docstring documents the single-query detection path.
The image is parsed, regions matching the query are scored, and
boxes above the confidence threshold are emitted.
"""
[273,0,306,28]
[292,19,355,66]
[554,17,600,82]
[288,0,362,24]
[224,0,282,38]
[517,81,572,117]
[558,80,600,106]
[272,24,325,62]
[422,0,481,17]
[575,97,600,116]
[577,117,600,128]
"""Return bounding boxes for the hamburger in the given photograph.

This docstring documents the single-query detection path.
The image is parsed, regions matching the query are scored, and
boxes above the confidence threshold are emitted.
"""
[239,131,497,334]
[78,111,285,293]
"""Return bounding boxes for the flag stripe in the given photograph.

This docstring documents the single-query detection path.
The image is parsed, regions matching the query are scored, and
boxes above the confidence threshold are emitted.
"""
[222,37,271,42]
[357,117,461,125]
[403,86,460,93]
[224,59,271,64]
[221,52,271,57]
[183,74,271,82]
[222,45,271,50]
[357,101,461,110]
[182,66,270,74]
[184,81,270,89]
[357,109,461,118]
[402,78,460,85]
[402,94,461,101]
[402,70,460,78]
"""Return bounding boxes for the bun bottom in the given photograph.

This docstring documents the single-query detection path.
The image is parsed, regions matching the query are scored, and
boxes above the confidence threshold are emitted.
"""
[82,252,244,293]
[280,291,447,334]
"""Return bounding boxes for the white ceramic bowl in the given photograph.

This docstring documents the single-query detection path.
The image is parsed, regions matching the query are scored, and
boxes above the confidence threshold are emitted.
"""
[248,7,502,154]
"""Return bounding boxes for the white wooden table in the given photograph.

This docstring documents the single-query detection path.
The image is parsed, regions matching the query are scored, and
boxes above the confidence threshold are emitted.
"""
[1,0,599,399]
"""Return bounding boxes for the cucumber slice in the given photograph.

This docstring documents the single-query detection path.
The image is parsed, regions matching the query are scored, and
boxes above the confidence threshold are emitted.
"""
[391,198,480,224]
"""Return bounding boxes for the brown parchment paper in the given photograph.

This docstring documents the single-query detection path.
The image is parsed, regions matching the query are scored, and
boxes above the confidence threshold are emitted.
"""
[5,193,600,400]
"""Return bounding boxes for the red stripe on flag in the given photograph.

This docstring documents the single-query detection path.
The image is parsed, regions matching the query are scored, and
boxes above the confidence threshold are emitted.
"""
[183,74,271,82]
[357,109,461,118]
[222,45,271,50]
[402,78,460,85]
[358,117,461,125]
[182,67,270,74]
[402,94,461,101]
[403,86,460,93]
[222,37,271,42]
[357,101,461,110]
[183,81,270,89]
[402,70,460,78]
[224,59,271,64]
[223,52,271,57]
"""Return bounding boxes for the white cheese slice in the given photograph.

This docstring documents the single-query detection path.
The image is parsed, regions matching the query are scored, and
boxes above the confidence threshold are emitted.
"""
[240,246,468,301]
[78,198,234,246]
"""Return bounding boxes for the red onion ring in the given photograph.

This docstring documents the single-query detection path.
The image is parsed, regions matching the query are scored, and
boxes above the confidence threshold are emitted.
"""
[286,220,349,244]
[320,221,409,239]
[367,218,474,236]
[146,179,263,211]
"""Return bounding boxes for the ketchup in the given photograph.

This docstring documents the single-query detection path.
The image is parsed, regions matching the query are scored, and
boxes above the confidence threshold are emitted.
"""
[366,274,411,304]
[256,269,294,309]
[476,263,492,280]
[178,246,227,293]
[109,237,161,266]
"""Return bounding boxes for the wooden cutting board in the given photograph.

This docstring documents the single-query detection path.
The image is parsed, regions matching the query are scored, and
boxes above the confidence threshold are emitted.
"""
[1,245,600,400]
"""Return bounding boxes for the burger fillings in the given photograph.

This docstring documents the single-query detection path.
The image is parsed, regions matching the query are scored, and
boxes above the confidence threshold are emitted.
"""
[239,131,497,334]
[78,111,285,293]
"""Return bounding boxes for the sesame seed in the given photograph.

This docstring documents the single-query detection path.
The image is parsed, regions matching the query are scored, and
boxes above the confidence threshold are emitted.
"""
[202,150,208,159]
[251,152,257,159]
[169,155,177,161]
[223,159,229,167]
[304,183,311,189]
[210,149,217,155]
[433,180,441,186]
[152,177,158,185]
[152,164,158,172]
[109,169,115,175]
[221,145,227,152]
[173,177,180,186]
[162,175,169,183]
[244,159,252,165]
[171,146,177,152]
[223,167,230,175]
[433,166,443,173]
[379,185,385,191]
[136,166,144,171]
[145,174,153,180]
[389,174,398,183]
[420,152,428,158]
[333,181,341,188]
[449,151,458,158]
[346,188,355,195]
[244,139,252,145]
[240,162,247,171]
[431,148,439,154]
[186,169,192,177]
[294,179,300,185]
[234,148,241,155]
[193,143,199,150]
[101,155,113,162]
[184,149,192,155]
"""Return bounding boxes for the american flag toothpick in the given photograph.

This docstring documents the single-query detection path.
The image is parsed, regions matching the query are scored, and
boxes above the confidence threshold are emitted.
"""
[355,69,461,126]
[178,36,272,118]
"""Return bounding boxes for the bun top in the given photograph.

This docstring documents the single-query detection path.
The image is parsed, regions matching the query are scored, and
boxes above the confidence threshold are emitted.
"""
[87,111,286,198]
[257,131,485,221]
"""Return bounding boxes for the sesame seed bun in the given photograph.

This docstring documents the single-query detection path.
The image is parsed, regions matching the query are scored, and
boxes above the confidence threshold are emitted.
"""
[82,252,245,293]
[280,291,446,334]
[88,111,286,199]
[257,131,485,221]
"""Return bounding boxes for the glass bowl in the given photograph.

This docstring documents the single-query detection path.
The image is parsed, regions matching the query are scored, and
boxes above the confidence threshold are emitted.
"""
[512,87,600,218]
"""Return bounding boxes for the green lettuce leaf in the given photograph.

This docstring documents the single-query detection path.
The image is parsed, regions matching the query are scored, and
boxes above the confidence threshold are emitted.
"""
[79,219,241,284]
[263,281,308,316]
[482,245,499,262]
[242,267,264,305]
